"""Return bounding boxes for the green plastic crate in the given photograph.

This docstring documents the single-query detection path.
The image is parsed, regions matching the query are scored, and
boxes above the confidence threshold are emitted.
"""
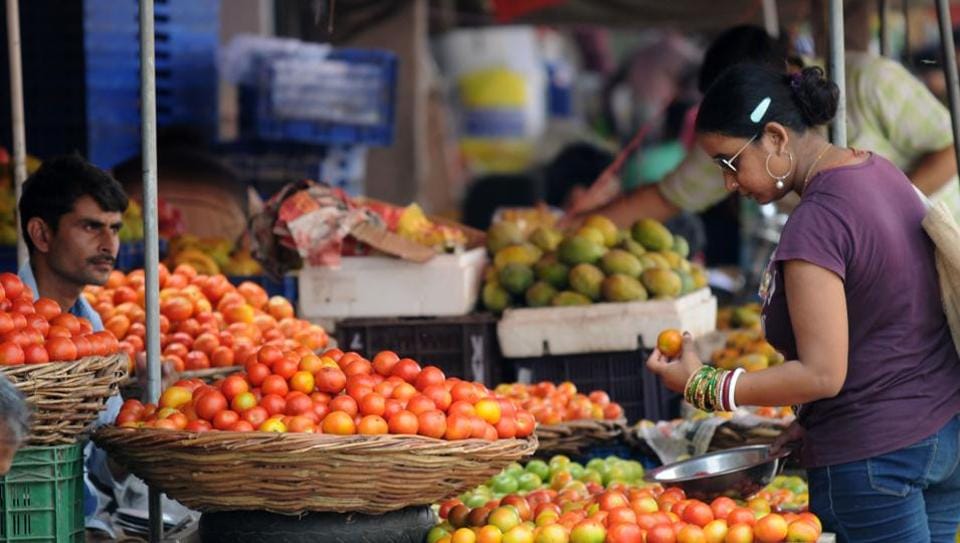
[0,444,85,542]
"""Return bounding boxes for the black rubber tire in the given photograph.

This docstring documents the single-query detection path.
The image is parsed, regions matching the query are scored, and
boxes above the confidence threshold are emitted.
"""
[198,506,436,543]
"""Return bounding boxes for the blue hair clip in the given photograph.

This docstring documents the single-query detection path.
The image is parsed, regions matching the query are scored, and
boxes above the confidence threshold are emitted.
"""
[750,97,771,123]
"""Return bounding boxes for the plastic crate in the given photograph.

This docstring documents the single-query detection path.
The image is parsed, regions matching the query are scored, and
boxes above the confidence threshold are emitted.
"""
[227,275,298,305]
[504,347,680,424]
[239,48,398,147]
[335,315,500,387]
[115,239,169,272]
[0,444,85,543]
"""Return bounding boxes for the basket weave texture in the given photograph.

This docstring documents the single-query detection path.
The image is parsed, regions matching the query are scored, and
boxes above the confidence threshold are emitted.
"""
[535,418,626,456]
[93,427,538,514]
[2,354,128,445]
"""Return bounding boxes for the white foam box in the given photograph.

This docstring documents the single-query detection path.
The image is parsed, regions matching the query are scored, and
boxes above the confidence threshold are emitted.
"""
[297,248,487,319]
[497,288,717,358]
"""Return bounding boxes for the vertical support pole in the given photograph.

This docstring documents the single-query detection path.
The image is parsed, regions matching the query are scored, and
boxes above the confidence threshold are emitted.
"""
[138,0,163,541]
[902,0,911,65]
[878,0,892,57]
[828,0,847,146]
[762,0,779,38]
[5,0,26,267]
[936,0,960,191]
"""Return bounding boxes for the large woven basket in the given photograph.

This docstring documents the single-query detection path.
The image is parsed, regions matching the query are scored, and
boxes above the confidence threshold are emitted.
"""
[93,427,538,515]
[2,354,128,445]
[535,418,626,457]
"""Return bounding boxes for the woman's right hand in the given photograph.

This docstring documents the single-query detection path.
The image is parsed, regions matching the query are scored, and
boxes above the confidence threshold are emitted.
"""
[770,420,805,456]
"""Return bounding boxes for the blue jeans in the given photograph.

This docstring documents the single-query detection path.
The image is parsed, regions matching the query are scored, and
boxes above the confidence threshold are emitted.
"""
[808,413,960,543]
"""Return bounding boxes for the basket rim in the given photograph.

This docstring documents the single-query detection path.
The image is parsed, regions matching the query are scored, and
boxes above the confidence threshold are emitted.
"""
[0,352,128,371]
[95,425,539,449]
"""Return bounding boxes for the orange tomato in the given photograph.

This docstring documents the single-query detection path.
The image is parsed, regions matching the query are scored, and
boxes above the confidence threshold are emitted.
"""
[322,411,357,435]
[657,329,683,358]
[357,414,389,435]
[753,513,787,543]
[417,410,447,439]
[289,371,315,394]
[329,395,358,417]
[159,386,193,409]
[388,410,419,435]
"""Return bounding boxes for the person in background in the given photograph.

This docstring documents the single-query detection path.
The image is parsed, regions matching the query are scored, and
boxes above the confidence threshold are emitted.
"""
[18,154,128,538]
[570,24,960,226]
[649,63,960,542]
[0,374,30,475]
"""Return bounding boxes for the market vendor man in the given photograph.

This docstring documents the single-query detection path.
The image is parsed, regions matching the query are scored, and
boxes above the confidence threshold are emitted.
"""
[17,154,129,537]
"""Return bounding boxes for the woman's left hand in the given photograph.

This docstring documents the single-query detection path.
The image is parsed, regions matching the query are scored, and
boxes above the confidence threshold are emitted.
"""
[645,332,703,393]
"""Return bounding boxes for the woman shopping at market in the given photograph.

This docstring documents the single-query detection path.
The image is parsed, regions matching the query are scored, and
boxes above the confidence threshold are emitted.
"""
[646,62,960,542]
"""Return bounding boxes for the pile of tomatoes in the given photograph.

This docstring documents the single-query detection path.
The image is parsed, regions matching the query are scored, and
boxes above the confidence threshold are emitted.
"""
[84,264,328,372]
[0,272,119,365]
[116,345,537,438]
[432,484,823,543]
[493,382,624,426]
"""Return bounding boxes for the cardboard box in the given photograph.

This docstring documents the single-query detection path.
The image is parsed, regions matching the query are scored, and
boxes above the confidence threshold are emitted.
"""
[297,247,487,319]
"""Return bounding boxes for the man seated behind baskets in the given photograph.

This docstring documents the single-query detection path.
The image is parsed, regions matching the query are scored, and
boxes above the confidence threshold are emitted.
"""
[17,154,127,538]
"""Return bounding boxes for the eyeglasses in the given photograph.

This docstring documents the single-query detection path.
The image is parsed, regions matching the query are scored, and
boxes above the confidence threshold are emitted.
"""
[714,133,757,174]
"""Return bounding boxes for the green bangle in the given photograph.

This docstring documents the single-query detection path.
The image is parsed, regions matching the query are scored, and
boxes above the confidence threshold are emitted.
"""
[695,368,716,411]
[684,366,709,405]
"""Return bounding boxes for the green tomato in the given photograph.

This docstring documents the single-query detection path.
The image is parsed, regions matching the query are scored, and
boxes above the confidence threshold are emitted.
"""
[505,462,525,478]
[517,472,543,492]
[464,493,490,508]
[426,526,450,543]
[579,469,603,485]
[585,458,607,473]
[492,473,520,495]
[525,459,550,481]
[567,462,585,480]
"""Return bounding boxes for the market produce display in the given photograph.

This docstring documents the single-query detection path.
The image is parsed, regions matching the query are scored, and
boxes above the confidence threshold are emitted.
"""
[493,382,624,425]
[84,264,327,371]
[114,345,536,439]
[166,234,263,276]
[481,216,708,313]
[429,455,822,543]
[716,304,762,331]
[710,330,785,372]
[0,272,121,365]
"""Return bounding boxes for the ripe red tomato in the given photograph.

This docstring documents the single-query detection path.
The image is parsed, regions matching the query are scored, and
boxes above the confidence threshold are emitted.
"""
[414,366,446,391]
[0,273,23,299]
[23,343,49,364]
[261,375,289,397]
[213,410,240,430]
[372,350,399,376]
[406,394,437,416]
[45,337,78,361]
[359,392,386,416]
[195,390,228,421]
[184,350,210,370]
[329,395,359,417]
[390,358,421,384]
[314,367,346,394]
[284,392,313,416]
[260,394,287,416]
[241,406,269,427]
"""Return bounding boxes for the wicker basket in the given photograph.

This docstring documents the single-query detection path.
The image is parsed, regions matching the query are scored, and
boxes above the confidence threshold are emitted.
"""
[707,423,784,452]
[2,354,128,445]
[534,418,626,456]
[93,427,538,515]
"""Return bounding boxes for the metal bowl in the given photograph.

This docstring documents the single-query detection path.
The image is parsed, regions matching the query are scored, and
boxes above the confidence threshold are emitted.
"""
[644,445,791,501]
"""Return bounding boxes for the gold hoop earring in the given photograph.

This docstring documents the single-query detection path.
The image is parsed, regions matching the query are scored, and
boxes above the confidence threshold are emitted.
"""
[765,152,794,190]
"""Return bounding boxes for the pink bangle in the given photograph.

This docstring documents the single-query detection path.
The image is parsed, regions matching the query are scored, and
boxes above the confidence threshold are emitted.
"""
[720,371,734,411]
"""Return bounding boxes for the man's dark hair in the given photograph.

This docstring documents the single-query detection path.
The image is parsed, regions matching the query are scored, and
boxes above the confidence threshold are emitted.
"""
[19,154,128,253]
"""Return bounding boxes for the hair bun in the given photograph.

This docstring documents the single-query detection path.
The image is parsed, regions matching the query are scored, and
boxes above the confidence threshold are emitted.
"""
[789,66,839,126]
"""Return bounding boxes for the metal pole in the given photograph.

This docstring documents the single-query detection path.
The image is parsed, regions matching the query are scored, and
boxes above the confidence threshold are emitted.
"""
[762,0,779,38]
[5,0,26,267]
[902,0,911,66]
[138,0,163,541]
[935,0,960,193]
[878,0,892,57]
[828,0,847,147]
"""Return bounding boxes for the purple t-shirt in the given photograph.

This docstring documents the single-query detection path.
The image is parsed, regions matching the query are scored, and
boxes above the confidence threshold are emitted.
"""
[761,153,960,468]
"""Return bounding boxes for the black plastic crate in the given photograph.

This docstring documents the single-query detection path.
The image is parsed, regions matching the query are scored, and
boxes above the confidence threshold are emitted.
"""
[504,348,680,424]
[336,315,500,387]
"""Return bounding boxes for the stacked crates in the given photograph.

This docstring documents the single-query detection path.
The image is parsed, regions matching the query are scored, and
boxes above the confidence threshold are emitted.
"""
[0,0,220,169]
[0,444,86,542]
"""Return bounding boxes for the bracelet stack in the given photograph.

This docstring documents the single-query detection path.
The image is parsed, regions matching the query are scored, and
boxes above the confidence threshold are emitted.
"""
[683,366,745,412]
